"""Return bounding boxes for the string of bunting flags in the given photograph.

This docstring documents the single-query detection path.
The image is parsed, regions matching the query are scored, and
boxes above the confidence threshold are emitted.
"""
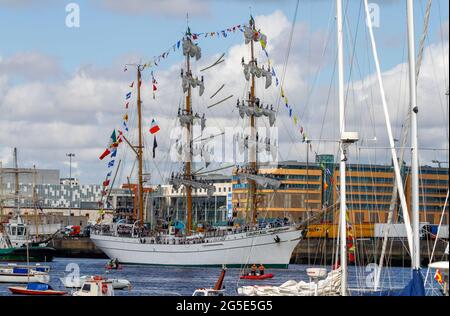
[97,129,123,211]
[95,20,320,214]
[136,20,313,149]
[97,81,136,210]
[259,45,312,148]
[140,23,245,69]
[97,76,162,211]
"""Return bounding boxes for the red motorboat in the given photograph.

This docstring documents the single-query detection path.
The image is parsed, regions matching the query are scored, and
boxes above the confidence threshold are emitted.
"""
[240,273,274,280]
[9,283,66,296]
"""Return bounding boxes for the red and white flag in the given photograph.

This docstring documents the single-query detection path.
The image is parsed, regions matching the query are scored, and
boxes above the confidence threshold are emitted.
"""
[149,119,160,134]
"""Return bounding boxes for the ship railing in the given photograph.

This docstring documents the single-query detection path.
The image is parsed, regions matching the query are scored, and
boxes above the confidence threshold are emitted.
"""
[91,221,296,241]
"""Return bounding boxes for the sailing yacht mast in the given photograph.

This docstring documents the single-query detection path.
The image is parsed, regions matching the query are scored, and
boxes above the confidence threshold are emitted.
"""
[336,0,348,296]
[406,0,421,272]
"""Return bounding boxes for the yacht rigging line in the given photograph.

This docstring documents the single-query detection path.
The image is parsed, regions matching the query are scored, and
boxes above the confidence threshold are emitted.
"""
[104,160,122,203]
[364,0,414,256]
[416,0,433,82]
[375,0,434,290]
[275,0,299,113]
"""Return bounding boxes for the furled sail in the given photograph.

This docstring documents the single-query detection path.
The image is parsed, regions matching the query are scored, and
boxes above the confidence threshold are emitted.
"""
[237,173,281,189]
[182,38,202,61]
[169,176,215,197]
[242,60,272,89]
[178,110,206,129]
[181,71,205,96]
[236,99,276,126]
[243,25,268,48]
[238,268,342,296]
[192,143,213,168]
[234,132,277,161]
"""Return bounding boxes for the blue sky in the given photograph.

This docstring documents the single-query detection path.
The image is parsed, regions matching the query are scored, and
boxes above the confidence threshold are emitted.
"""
[0,0,448,184]
[1,1,447,74]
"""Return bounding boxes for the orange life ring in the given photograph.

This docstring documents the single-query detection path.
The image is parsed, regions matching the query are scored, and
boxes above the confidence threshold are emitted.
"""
[102,283,108,294]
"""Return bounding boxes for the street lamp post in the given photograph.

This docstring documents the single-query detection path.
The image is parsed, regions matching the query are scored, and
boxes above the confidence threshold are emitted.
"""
[66,153,75,226]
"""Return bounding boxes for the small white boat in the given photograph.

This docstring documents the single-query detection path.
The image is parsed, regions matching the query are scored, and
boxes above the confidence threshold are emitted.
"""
[193,268,226,296]
[110,278,131,290]
[192,288,225,296]
[0,264,50,284]
[72,276,114,296]
[62,275,130,290]
[428,261,449,296]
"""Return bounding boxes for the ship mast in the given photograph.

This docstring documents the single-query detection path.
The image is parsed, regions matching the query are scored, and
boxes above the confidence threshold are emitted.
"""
[14,148,20,216]
[137,66,145,226]
[175,26,209,235]
[185,28,193,236]
[249,17,258,226]
[238,16,275,226]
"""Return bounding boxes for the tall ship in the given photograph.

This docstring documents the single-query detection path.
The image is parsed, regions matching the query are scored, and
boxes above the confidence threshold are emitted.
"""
[90,17,304,267]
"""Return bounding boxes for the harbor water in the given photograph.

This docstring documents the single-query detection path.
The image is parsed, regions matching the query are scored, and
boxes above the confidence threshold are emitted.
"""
[0,258,444,296]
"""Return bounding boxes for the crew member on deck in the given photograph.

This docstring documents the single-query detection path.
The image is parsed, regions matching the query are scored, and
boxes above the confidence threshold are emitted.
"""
[258,264,265,276]
[251,264,257,276]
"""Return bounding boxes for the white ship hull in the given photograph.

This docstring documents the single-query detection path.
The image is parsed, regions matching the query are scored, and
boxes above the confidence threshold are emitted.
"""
[90,226,302,267]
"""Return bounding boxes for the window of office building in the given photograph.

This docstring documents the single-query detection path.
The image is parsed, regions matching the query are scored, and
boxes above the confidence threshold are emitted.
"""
[355,212,365,223]
[426,214,435,224]
[369,212,379,223]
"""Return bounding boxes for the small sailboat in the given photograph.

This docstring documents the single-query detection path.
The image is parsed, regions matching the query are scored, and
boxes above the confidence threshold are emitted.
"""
[9,282,66,296]
[72,276,114,296]
[192,268,226,296]
[0,264,50,284]
[0,152,56,262]
[7,197,63,295]
[427,244,449,296]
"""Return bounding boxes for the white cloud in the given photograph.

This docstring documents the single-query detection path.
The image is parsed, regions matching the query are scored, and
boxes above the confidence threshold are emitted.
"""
[0,10,448,185]
[0,52,62,81]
